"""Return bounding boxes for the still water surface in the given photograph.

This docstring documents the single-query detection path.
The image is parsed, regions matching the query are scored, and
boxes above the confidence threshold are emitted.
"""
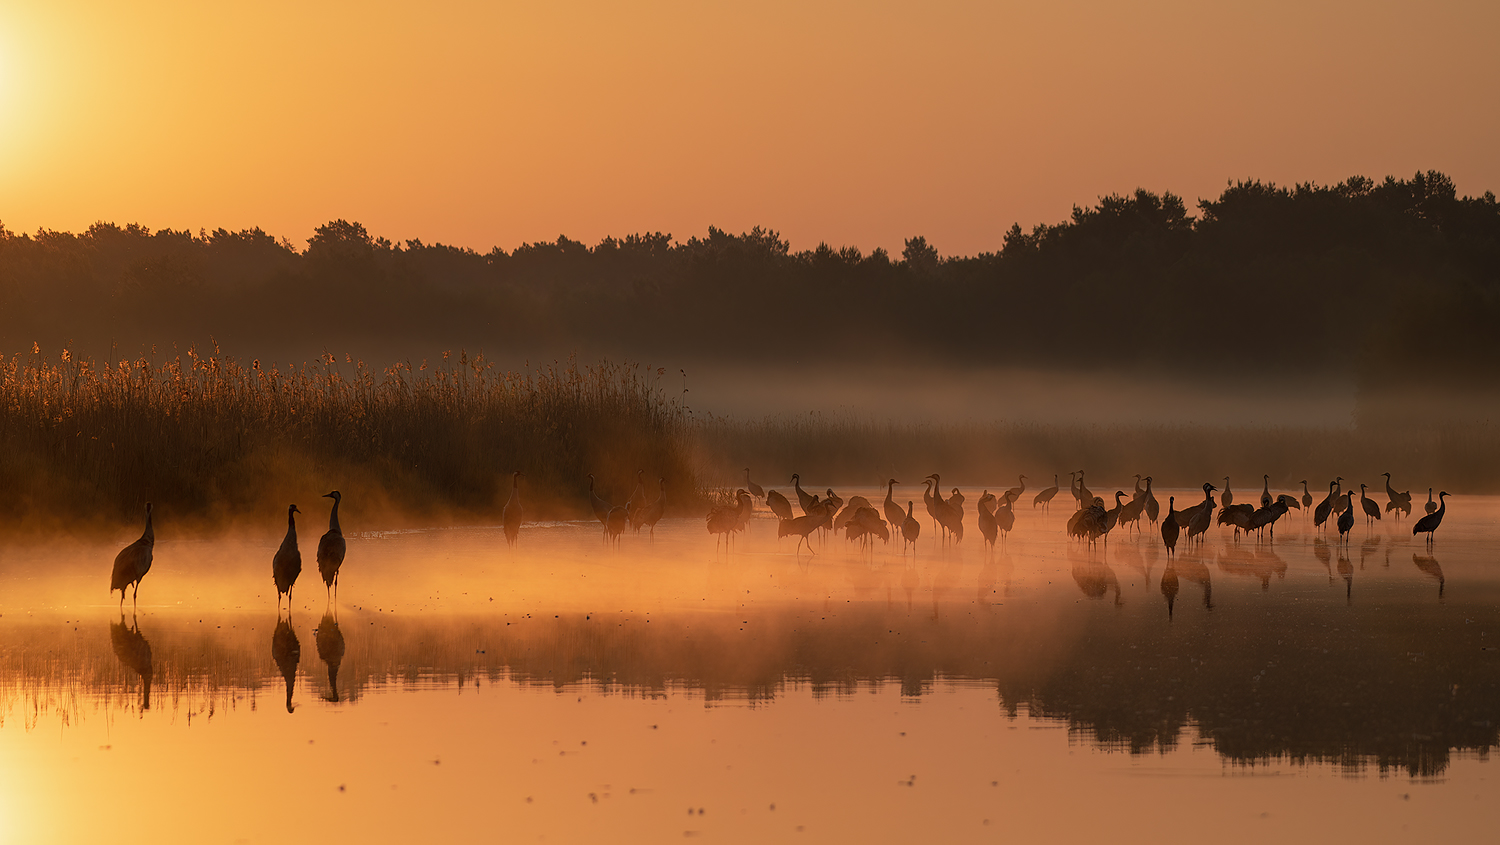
[2,489,1497,843]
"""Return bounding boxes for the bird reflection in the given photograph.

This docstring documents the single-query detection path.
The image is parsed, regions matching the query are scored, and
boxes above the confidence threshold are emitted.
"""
[1360,535,1381,570]
[1313,538,1334,584]
[272,616,301,712]
[1071,558,1123,606]
[1216,545,1286,590]
[109,615,152,712]
[315,611,345,703]
[1412,553,1445,599]
[1174,557,1213,609]
[1160,562,1179,620]
[1337,552,1354,603]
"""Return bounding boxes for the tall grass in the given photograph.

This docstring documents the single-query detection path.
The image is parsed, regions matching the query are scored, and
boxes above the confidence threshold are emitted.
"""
[0,345,698,534]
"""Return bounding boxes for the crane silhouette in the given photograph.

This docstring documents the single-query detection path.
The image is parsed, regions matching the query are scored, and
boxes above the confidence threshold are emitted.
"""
[977,491,998,551]
[317,491,346,600]
[1412,491,1448,543]
[1161,496,1179,556]
[1075,471,1092,508]
[638,477,666,538]
[776,507,824,556]
[111,502,155,609]
[605,505,629,548]
[273,505,302,610]
[1221,477,1234,508]
[883,479,905,530]
[792,473,816,514]
[1336,491,1356,543]
[1260,475,1272,509]
[901,501,921,555]
[1300,480,1313,514]
[744,468,765,499]
[1034,475,1060,510]
[1003,475,1027,506]
[1313,480,1338,530]
[1424,487,1437,515]
[766,488,793,521]
[1186,489,1216,545]
[1143,477,1159,525]
[502,472,523,546]
[1382,472,1411,517]
[1358,484,1382,527]
[587,474,612,544]
[625,470,647,524]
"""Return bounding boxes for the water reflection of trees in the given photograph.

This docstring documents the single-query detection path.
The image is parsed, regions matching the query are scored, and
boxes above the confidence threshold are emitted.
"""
[3,593,1496,777]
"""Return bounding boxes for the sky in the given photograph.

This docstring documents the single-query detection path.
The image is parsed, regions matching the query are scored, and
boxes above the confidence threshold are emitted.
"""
[0,0,1496,256]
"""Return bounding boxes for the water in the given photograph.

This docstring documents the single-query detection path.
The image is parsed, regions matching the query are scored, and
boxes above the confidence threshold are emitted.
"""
[2,488,1496,843]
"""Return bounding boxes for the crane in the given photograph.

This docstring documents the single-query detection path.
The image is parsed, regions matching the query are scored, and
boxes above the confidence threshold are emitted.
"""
[111,503,155,610]
[502,472,523,546]
[273,505,302,611]
[744,468,765,499]
[1161,496,1179,556]
[1412,492,1448,543]
[317,491,346,599]
[1034,475,1060,510]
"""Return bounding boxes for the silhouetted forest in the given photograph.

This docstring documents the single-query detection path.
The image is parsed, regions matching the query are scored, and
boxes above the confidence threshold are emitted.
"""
[3,171,1495,386]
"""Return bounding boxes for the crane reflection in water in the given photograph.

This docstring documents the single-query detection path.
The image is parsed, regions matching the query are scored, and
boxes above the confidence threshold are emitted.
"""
[109,614,153,712]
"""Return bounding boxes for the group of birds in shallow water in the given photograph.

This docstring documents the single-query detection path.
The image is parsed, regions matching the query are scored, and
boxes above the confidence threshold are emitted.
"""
[711,469,1451,558]
[109,491,347,610]
[106,465,1451,608]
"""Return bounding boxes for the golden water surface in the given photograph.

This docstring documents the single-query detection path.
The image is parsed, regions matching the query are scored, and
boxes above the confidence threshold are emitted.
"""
[2,488,1496,843]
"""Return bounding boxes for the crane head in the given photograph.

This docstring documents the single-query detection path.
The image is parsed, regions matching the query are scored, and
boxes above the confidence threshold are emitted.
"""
[323,490,340,500]
[290,504,301,514]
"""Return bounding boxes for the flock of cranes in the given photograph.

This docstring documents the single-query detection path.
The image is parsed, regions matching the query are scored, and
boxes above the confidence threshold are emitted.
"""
[107,466,1452,609]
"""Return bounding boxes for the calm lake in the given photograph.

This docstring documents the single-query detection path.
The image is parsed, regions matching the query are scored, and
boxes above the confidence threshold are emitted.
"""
[2,487,1496,843]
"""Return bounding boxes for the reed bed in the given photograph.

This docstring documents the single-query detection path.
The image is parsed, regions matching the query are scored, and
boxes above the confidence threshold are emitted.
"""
[0,346,698,535]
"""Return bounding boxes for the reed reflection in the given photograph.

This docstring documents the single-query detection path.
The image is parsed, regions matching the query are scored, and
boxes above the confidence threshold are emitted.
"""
[109,615,152,712]
[272,616,301,713]
[316,611,345,703]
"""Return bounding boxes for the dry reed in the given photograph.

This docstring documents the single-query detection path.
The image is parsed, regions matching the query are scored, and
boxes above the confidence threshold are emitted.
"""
[0,345,698,534]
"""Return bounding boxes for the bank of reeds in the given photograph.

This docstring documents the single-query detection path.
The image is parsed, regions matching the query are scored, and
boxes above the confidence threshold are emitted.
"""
[691,412,1500,496]
[0,346,699,535]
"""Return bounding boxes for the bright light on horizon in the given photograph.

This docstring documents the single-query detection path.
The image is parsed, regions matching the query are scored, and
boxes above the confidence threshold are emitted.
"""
[0,1,1497,254]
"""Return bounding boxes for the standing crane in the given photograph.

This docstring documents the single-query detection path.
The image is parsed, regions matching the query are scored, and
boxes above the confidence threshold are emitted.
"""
[1221,478,1234,508]
[1358,484,1382,527]
[1336,491,1357,543]
[744,468,765,499]
[1034,475,1061,510]
[883,479,905,529]
[1260,475,1272,509]
[1413,492,1448,543]
[1161,497,1179,556]
[639,477,667,538]
[1143,477,1159,525]
[1300,481,1313,516]
[1314,480,1338,530]
[111,503,155,610]
[901,501,921,555]
[1382,472,1411,517]
[766,488,793,521]
[1424,487,1437,515]
[317,491,346,599]
[502,472,523,546]
[1003,475,1027,506]
[792,473,816,514]
[273,505,302,611]
[587,474,612,543]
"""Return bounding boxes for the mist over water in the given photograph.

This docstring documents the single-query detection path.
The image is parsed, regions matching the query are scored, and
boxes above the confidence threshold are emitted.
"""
[687,364,1360,427]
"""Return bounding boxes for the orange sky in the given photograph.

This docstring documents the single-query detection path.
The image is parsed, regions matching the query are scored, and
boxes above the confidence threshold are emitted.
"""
[1,0,1496,256]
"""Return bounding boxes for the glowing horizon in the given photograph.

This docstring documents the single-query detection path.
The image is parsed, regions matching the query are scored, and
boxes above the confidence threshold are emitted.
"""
[1,0,1496,256]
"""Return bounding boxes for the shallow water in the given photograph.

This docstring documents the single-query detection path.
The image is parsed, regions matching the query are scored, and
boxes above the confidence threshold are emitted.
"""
[2,487,1497,843]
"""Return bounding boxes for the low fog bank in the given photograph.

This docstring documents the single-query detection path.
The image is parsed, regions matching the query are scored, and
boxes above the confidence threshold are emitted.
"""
[685,363,1363,427]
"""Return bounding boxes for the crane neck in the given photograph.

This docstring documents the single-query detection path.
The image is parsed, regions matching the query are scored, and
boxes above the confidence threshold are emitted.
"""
[329,497,341,533]
[142,509,154,543]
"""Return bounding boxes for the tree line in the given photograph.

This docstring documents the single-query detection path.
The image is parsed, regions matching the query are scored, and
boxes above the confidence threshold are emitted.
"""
[2,170,1495,386]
